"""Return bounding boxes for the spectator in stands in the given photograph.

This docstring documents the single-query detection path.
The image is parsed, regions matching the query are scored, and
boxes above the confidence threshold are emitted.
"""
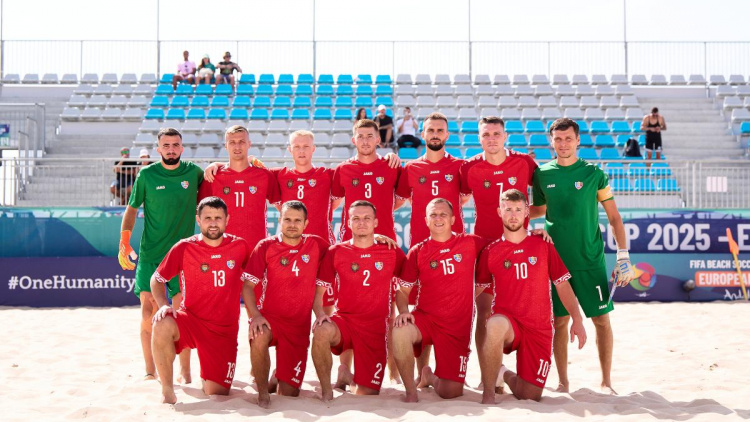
[197,54,216,85]
[139,148,153,167]
[641,107,666,160]
[216,51,242,88]
[110,147,138,204]
[395,107,420,149]
[373,104,394,147]
[355,108,368,123]
[171,50,196,90]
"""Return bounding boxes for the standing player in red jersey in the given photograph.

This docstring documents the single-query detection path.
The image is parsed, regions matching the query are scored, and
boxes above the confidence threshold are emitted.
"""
[476,189,586,403]
[198,125,280,251]
[244,201,330,408]
[459,116,539,380]
[391,198,491,402]
[150,197,254,404]
[332,119,405,243]
[311,200,406,402]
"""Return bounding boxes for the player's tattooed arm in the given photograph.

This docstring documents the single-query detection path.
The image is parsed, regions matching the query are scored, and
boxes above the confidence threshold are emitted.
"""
[384,152,401,168]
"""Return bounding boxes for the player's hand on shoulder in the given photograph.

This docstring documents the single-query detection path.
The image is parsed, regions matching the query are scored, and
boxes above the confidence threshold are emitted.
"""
[203,162,225,183]
[374,234,398,249]
[531,228,553,243]
[249,155,266,169]
[312,314,333,331]
[569,318,587,349]
[394,312,415,328]
[249,315,271,339]
[152,305,176,324]
[384,152,401,168]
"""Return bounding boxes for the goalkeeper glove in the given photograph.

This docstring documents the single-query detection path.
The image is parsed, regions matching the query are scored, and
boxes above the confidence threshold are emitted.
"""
[118,230,138,270]
[613,249,634,286]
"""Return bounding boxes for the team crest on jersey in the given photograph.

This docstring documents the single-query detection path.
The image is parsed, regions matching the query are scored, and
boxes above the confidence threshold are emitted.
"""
[308,179,316,187]
[181,181,189,189]
[375,262,383,271]
[249,186,257,194]
[528,257,537,265]
[508,177,517,186]
[227,260,235,269]
[430,260,438,270]
[351,263,359,272]
[453,254,462,263]
[201,263,209,272]
[352,178,360,187]
[287,180,294,189]
[280,257,289,266]
[223,186,230,195]
[419,176,427,184]
[575,181,583,190]
[504,260,511,269]
[483,180,491,189]
[445,174,453,182]
[301,254,310,263]
[376,177,385,185]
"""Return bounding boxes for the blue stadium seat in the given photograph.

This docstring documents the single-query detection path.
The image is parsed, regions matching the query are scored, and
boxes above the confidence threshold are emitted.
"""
[514,148,529,154]
[295,85,313,96]
[191,96,209,108]
[657,178,680,192]
[356,85,374,96]
[576,120,590,134]
[214,85,233,96]
[528,134,549,146]
[375,75,392,85]
[590,121,610,134]
[465,147,483,158]
[175,85,194,96]
[579,134,594,147]
[210,97,229,107]
[463,134,480,146]
[239,74,255,84]
[273,97,292,108]
[256,85,274,96]
[611,121,631,134]
[155,85,174,95]
[446,135,461,146]
[336,85,354,96]
[578,148,598,160]
[595,135,616,147]
[160,74,174,84]
[293,97,312,108]
[316,85,334,96]
[525,120,545,133]
[232,96,251,108]
[611,178,632,192]
[632,121,642,133]
[446,147,463,158]
[150,96,169,107]
[376,85,393,96]
[533,148,553,161]
[650,163,672,176]
[505,121,524,133]
[398,148,419,160]
[166,108,185,120]
[170,96,189,108]
[195,85,213,96]
[507,134,527,146]
[337,74,354,85]
[276,85,294,96]
[253,96,272,108]
[357,74,373,84]
[335,97,353,108]
[236,85,254,96]
[334,109,353,120]
[448,121,459,133]
[375,96,393,107]
[355,97,373,108]
[207,109,226,120]
[297,74,314,85]
[605,162,625,177]
[278,74,294,84]
[314,108,333,120]
[315,97,333,108]
[599,147,620,160]
[616,134,631,147]
[638,134,646,146]
[628,162,648,177]
[250,109,269,120]
[460,121,479,134]
[271,109,290,120]
[145,108,164,119]
[317,74,334,84]
[258,74,275,85]
[633,178,656,192]
[740,122,750,134]
[291,109,310,120]
[186,108,206,120]
[229,108,249,120]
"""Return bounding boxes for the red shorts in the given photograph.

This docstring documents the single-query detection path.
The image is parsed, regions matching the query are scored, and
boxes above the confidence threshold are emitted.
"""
[412,310,470,383]
[249,314,310,389]
[173,310,239,389]
[501,314,553,388]
[330,314,388,391]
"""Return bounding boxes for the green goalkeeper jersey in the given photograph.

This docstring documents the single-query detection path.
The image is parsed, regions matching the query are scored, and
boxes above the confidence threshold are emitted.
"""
[532,158,613,270]
[128,161,204,263]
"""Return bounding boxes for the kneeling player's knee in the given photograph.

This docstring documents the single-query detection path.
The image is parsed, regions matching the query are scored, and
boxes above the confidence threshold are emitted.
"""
[151,318,176,342]
[391,325,415,347]
[516,386,543,402]
[250,330,272,348]
[312,323,335,343]
[486,316,511,336]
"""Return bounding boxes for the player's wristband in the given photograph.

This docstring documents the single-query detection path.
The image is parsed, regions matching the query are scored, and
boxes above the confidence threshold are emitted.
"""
[616,249,630,261]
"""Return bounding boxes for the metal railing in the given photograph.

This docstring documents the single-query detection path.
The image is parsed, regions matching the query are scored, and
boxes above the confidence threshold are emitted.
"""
[0,104,46,156]
[2,157,749,209]
[1,40,750,80]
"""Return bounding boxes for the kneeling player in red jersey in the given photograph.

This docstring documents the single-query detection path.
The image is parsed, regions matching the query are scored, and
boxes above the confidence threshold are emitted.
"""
[476,189,586,403]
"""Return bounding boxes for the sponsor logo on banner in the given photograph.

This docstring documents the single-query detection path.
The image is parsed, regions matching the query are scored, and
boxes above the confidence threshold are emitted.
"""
[453,254,462,263]
[201,263,209,272]
[223,187,230,195]
[249,186,257,194]
[301,254,310,263]
[445,174,453,182]
[308,179,316,187]
[575,181,583,190]
[528,257,537,265]
[227,260,235,269]
[376,177,385,185]
[695,271,750,287]
[508,177,517,186]
[181,181,189,189]
[375,262,383,271]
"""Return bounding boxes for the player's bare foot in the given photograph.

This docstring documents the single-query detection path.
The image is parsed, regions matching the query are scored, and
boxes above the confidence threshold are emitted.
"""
[176,371,192,384]
[257,393,271,408]
[481,391,496,404]
[417,366,433,388]
[334,364,353,391]
[268,370,278,394]
[320,389,334,402]
[601,383,618,395]
[389,372,403,385]
[402,391,419,403]
[161,389,177,404]
[495,385,505,395]
[555,382,569,393]
[144,373,157,381]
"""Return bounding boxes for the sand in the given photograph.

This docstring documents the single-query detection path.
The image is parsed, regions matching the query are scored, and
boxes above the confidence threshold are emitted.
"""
[1,302,748,421]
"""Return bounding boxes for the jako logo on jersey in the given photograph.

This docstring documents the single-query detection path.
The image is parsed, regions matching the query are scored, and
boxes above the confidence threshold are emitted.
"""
[575,181,583,190]
[181,181,189,189]
[547,184,556,188]
[301,254,310,263]
[375,262,383,270]
[430,170,440,174]
[156,185,165,190]
[234,180,245,184]
[249,186,257,194]
[376,177,385,185]
[227,260,235,269]
[528,257,537,265]
[440,248,450,253]
[453,254,462,263]
[508,177,517,186]
[360,254,371,258]
[445,174,453,182]
[308,179,316,187]
[211,254,221,259]
[493,171,504,175]
[363,172,373,176]
[513,249,524,254]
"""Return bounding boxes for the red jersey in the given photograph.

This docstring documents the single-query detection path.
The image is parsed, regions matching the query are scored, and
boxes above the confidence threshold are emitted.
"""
[317,242,406,322]
[395,153,465,246]
[400,233,491,336]
[459,150,537,239]
[154,234,251,330]
[198,166,280,249]
[271,166,335,244]
[331,157,401,242]
[246,234,329,323]
[476,234,571,330]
